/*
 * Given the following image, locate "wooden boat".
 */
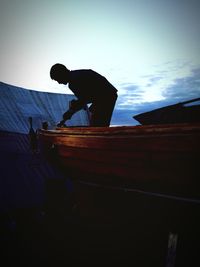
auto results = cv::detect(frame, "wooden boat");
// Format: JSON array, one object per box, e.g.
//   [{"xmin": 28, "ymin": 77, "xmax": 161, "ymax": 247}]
[
  {"xmin": 133, "ymin": 98, "xmax": 200, "ymax": 125},
  {"xmin": 38, "ymin": 123, "xmax": 200, "ymax": 199}
]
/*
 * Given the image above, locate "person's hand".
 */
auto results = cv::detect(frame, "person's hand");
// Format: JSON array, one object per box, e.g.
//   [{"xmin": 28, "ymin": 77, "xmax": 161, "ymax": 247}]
[{"xmin": 57, "ymin": 120, "xmax": 66, "ymax": 127}]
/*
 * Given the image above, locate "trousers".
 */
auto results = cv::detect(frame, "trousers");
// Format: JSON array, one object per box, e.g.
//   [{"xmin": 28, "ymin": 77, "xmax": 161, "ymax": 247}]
[{"xmin": 89, "ymin": 93, "xmax": 118, "ymax": 126}]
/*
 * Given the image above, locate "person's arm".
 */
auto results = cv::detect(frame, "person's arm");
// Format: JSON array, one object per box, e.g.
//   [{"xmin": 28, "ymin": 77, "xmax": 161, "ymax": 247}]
[
  {"xmin": 57, "ymin": 110, "xmax": 72, "ymax": 127},
  {"xmin": 57, "ymin": 99, "xmax": 87, "ymax": 127},
  {"xmin": 69, "ymin": 99, "xmax": 87, "ymax": 112}
]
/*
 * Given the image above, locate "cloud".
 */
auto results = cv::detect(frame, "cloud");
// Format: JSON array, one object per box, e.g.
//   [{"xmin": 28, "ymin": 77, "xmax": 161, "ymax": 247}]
[
  {"xmin": 163, "ymin": 67, "xmax": 200, "ymax": 101},
  {"xmin": 116, "ymin": 61, "xmax": 200, "ymax": 107},
  {"xmin": 116, "ymin": 83, "xmax": 145, "ymax": 108},
  {"xmin": 113, "ymin": 66, "xmax": 200, "ymax": 125},
  {"xmin": 146, "ymin": 76, "xmax": 163, "ymax": 87}
]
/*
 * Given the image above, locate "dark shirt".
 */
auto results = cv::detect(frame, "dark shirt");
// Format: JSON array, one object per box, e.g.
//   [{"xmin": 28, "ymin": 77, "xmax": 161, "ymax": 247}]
[{"xmin": 68, "ymin": 69, "xmax": 118, "ymax": 104}]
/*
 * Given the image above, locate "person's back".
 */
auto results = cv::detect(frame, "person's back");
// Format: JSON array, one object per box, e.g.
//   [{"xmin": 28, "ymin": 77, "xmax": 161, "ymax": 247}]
[{"xmin": 68, "ymin": 69, "xmax": 117, "ymax": 103}]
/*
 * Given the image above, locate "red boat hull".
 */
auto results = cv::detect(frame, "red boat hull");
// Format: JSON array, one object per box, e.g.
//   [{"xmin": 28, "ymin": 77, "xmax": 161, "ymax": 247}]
[{"xmin": 39, "ymin": 123, "xmax": 200, "ymax": 199}]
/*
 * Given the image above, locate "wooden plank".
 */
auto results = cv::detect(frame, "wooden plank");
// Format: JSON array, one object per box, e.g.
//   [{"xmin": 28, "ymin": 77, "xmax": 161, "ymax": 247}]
[
  {"xmin": 41, "ymin": 123, "xmax": 200, "ymax": 136},
  {"xmin": 57, "ymin": 144, "xmax": 198, "ymax": 168},
  {"xmin": 40, "ymin": 133, "xmax": 200, "ymax": 152}
]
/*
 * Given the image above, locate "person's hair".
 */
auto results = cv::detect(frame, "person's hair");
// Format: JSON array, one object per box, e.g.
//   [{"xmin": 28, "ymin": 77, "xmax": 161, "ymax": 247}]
[{"xmin": 50, "ymin": 63, "xmax": 69, "ymax": 79}]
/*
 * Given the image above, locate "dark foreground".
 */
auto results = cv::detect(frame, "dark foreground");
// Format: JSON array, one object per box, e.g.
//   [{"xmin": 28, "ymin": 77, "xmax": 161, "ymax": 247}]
[{"xmin": 1, "ymin": 179, "xmax": 200, "ymax": 266}]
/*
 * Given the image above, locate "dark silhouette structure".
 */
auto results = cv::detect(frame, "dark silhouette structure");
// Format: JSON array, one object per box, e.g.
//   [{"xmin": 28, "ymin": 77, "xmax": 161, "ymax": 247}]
[
  {"xmin": 134, "ymin": 98, "xmax": 200, "ymax": 125},
  {"xmin": 50, "ymin": 63, "xmax": 118, "ymax": 126},
  {"xmin": 28, "ymin": 117, "xmax": 38, "ymax": 153}
]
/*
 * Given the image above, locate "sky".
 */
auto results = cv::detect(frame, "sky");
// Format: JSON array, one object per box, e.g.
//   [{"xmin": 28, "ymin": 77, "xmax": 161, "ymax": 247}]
[{"xmin": 0, "ymin": 0, "xmax": 200, "ymax": 125}]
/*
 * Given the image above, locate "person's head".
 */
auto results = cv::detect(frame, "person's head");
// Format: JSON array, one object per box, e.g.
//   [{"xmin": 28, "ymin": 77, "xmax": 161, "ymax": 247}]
[{"xmin": 50, "ymin": 63, "xmax": 70, "ymax": 84}]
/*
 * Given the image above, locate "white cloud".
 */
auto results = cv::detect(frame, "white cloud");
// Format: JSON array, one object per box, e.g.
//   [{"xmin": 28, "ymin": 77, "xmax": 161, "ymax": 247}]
[{"xmin": 115, "ymin": 60, "xmax": 200, "ymax": 109}]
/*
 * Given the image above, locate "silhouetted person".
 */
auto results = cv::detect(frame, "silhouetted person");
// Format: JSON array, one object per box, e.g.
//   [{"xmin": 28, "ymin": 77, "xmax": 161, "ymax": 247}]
[{"xmin": 50, "ymin": 63, "xmax": 118, "ymax": 127}]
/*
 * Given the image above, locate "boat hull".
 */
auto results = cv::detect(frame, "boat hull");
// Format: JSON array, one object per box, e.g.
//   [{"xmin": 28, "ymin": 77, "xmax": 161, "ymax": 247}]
[{"xmin": 39, "ymin": 123, "xmax": 200, "ymax": 198}]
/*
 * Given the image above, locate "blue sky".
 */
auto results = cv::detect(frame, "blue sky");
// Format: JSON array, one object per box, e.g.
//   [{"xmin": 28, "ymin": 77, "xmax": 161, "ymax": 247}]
[{"xmin": 0, "ymin": 0, "xmax": 200, "ymax": 125}]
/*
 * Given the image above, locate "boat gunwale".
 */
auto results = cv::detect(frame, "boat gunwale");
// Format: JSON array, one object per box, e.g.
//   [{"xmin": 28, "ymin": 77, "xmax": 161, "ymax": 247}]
[{"xmin": 38, "ymin": 123, "xmax": 200, "ymax": 137}]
